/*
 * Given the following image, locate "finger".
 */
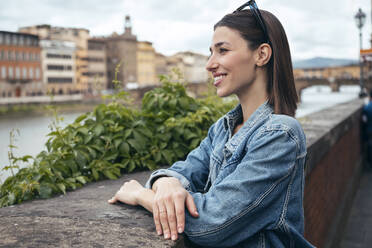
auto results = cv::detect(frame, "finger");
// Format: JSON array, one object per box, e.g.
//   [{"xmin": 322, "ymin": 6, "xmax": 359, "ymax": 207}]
[
  {"xmin": 152, "ymin": 203, "xmax": 163, "ymax": 235},
  {"xmin": 164, "ymin": 199, "xmax": 178, "ymax": 240},
  {"xmin": 158, "ymin": 203, "xmax": 171, "ymax": 239},
  {"xmin": 174, "ymin": 194, "xmax": 185, "ymax": 234},
  {"xmin": 108, "ymin": 196, "xmax": 117, "ymax": 204},
  {"xmin": 186, "ymin": 193, "xmax": 199, "ymax": 217}
]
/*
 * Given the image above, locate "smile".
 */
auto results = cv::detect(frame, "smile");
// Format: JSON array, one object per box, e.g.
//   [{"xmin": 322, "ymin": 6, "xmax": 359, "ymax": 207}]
[{"xmin": 214, "ymin": 74, "xmax": 227, "ymax": 86}]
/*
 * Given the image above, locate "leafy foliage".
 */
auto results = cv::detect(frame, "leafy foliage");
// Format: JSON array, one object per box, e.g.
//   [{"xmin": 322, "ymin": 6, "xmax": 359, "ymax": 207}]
[{"xmin": 0, "ymin": 72, "xmax": 237, "ymax": 207}]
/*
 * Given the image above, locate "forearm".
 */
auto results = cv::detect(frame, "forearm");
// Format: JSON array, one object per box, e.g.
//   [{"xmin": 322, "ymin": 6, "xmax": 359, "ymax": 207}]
[{"xmin": 137, "ymin": 188, "xmax": 155, "ymax": 213}]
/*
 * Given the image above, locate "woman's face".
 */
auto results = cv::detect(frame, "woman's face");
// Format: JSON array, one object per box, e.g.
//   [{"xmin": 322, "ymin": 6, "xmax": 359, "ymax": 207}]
[{"xmin": 206, "ymin": 26, "xmax": 257, "ymax": 98}]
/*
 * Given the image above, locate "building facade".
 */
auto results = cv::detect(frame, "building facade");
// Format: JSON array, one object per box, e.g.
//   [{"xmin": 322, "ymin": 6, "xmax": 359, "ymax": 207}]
[
  {"xmin": 0, "ymin": 31, "xmax": 43, "ymax": 97},
  {"xmin": 86, "ymin": 38, "xmax": 107, "ymax": 95},
  {"xmin": 19, "ymin": 25, "xmax": 90, "ymax": 94},
  {"xmin": 40, "ymin": 39, "xmax": 76, "ymax": 95},
  {"xmin": 155, "ymin": 52, "xmax": 167, "ymax": 79},
  {"xmin": 137, "ymin": 41, "xmax": 156, "ymax": 87},
  {"xmin": 167, "ymin": 51, "xmax": 209, "ymax": 83},
  {"xmin": 105, "ymin": 16, "xmax": 137, "ymax": 89}
]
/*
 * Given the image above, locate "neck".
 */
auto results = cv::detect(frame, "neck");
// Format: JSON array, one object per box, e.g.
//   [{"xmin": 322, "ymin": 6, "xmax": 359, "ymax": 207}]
[{"xmin": 237, "ymin": 69, "xmax": 268, "ymax": 123}]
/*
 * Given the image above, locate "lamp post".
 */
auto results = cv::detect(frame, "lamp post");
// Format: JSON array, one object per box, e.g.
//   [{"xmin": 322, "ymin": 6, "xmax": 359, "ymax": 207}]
[{"xmin": 354, "ymin": 8, "xmax": 366, "ymax": 97}]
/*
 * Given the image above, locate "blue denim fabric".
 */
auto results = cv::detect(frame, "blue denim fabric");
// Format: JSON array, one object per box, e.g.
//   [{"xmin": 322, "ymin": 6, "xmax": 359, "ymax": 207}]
[{"xmin": 145, "ymin": 101, "xmax": 315, "ymax": 248}]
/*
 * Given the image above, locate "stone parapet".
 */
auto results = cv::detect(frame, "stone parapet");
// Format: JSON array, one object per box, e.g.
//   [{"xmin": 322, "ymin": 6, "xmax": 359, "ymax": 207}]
[{"xmin": 0, "ymin": 99, "xmax": 366, "ymax": 247}]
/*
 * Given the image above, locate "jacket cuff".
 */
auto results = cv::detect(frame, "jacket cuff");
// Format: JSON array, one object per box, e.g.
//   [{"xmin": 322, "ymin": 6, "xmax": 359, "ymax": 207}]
[{"xmin": 144, "ymin": 169, "xmax": 192, "ymax": 191}]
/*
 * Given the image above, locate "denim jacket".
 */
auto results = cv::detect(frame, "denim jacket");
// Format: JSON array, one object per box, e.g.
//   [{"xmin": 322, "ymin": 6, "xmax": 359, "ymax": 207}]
[{"xmin": 145, "ymin": 101, "xmax": 315, "ymax": 248}]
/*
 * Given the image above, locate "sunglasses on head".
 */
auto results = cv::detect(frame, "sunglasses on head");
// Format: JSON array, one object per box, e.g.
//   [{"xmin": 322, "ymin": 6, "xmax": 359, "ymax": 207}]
[{"xmin": 234, "ymin": 0, "xmax": 271, "ymax": 45}]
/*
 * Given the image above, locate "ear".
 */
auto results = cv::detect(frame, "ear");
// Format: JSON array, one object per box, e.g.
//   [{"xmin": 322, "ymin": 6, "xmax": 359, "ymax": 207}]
[{"xmin": 255, "ymin": 43, "xmax": 272, "ymax": 67}]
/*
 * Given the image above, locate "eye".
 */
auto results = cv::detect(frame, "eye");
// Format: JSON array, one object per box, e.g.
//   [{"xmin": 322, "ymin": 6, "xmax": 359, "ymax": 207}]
[{"xmin": 219, "ymin": 48, "xmax": 228, "ymax": 53}]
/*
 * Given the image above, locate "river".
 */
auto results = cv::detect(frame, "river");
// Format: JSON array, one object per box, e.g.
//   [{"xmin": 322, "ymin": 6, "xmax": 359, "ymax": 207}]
[{"xmin": 0, "ymin": 85, "xmax": 364, "ymax": 182}]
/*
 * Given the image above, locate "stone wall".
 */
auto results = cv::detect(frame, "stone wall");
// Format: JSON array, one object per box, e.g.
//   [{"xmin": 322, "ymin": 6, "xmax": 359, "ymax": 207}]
[
  {"xmin": 0, "ymin": 99, "xmax": 366, "ymax": 247},
  {"xmin": 300, "ymin": 99, "xmax": 365, "ymax": 247}
]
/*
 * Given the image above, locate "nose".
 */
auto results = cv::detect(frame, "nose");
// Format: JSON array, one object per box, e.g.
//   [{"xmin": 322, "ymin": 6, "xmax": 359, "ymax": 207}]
[{"xmin": 206, "ymin": 54, "xmax": 218, "ymax": 72}]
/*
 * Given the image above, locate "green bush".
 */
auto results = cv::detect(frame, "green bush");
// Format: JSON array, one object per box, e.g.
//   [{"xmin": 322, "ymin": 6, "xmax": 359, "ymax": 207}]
[{"xmin": 0, "ymin": 75, "xmax": 237, "ymax": 207}]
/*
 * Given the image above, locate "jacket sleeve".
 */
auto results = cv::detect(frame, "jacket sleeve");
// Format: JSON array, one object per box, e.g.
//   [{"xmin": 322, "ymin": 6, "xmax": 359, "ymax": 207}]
[
  {"xmin": 144, "ymin": 121, "xmax": 218, "ymax": 192},
  {"xmin": 183, "ymin": 129, "xmax": 303, "ymax": 247}
]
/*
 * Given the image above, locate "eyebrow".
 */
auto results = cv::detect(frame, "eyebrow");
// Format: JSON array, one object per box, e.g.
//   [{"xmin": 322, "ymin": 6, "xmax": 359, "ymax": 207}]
[{"xmin": 209, "ymin": 41, "xmax": 231, "ymax": 53}]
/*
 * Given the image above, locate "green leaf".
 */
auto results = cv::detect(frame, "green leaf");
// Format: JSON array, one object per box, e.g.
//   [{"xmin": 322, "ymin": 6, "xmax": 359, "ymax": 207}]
[
  {"xmin": 93, "ymin": 124, "xmax": 105, "ymax": 136},
  {"xmin": 57, "ymin": 183, "xmax": 66, "ymax": 194},
  {"xmin": 162, "ymin": 150, "xmax": 173, "ymax": 165},
  {"xmin": 103, "ymin": 152, "xmax": 118, "ymax": 161},
  {"xmin": 103, "ymin": 170, "xmax": 118, "ymax": 180},
  {"xmin": 128, "ymin": 161, "xmax": 136, "ymax": 172},
  {"xmin": 127, "ymin": 139, "xmax": 141, "ymax": 152},
  {"xmin": 74, "ymin": 113, "xmax": 87, "ymax": 123},
  {"xmin": 123, "ymin": 129, "xmax": 132, "ymax": 139},
  {"xmin": 119, "ymin": 142, "xmax": 130, "ymax": 155},
  {"xmin": 190, "ymin": 138, "xmax": 201, "ymax": 148},
  {"xmin": 75, "ymin": 176, "xmax": 87, "ymax": 184},
  {"xmin": 77, "ymin": 127, "xmax": 89, "ymax": 135},
  {"xmin": 39, "ymin": 184, "xmax": 53, "ymax": 199},
  {"xmin": 179, "ymin": 98, "xmax": 188, "ymax": 109},
  {"xmin": 92, "ymin": 169, "xmax": 99, "ymax": 180},
  {"xmin": 113, "ymin": 138, "xmax": 122, "ymax": 149},
  {"xmin": 84, "ymin": 134, "xmax": 93, "ymax": 144}
]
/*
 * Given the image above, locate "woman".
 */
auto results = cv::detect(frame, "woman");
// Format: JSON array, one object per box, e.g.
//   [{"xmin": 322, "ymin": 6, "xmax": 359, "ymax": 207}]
[{"xmin": 109, "ymin": 1, "xmax": 315, "ymax": 247}]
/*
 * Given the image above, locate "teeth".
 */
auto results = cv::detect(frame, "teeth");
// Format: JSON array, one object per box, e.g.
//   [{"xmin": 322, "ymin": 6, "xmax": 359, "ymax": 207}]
[{"xmin": 214, "ymin": 75, "xmax": 226, "ymax": 82}]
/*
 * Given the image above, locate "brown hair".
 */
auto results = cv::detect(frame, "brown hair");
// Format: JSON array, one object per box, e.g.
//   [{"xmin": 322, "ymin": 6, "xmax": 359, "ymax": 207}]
[{"xmin": 214, "ymin": 10, "xmax": 298, "ymax": 117}]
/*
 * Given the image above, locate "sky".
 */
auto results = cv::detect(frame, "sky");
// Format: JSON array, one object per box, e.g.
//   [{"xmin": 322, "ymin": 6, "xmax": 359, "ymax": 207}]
[{"xmin": 0, "ymin": 0, "xmax": 371, "ymax": 61}]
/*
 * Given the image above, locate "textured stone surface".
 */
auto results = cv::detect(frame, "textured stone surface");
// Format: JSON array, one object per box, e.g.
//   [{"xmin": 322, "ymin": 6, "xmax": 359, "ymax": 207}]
[{"xmin": 0, "ymin": 168, "xmax": 185, "ymax": 247}]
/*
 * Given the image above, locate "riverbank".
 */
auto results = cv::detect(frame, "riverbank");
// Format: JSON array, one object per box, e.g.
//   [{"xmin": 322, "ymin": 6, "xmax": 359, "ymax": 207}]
[{"xmin": 0, "ymin": 101, "xmax": 102, "ymax": 118}]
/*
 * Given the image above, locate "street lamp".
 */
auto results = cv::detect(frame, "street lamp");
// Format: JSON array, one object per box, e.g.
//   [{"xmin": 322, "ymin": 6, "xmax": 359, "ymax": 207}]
[{"xmin": 354, "ymin": 8, "xmax": 366, "ymax": 97}]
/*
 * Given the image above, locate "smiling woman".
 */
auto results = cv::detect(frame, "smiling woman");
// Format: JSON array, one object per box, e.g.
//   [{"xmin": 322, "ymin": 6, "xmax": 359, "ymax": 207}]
[{"xmin": 109, "ymin": 1, "xmax": 315, "ymax": 247}]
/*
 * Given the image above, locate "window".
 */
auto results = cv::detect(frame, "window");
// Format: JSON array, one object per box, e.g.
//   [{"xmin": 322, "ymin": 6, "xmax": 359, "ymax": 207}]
[
  {"xmin": 11, "ymin": 35, "xmax": 17, "ymax": 45},
  {"xmin": 47, "ymin": 65, "xmax": 64, "ymax": 70},
  {"xmin": 0, "ymin": 50, "xmax": 3, "ymax": 60},
  {"xmin": 29, "ymin": 53, "xmax": 33, "ymax": 61},
  {"xmin": 35, "ymin": 68, "xmax": 40, "ymax": 79},
  {"xmin": 19, "ymin": 36, "xmax": 24, "ymax": 45},
  {"xmin": 0, "ymin": 33, "xmax": 3, "ymax": 44},
  {"xmin": 22, "ymin": 67, "xmax": 27, "ymax": 79},
  {"xmin": 29, "ymin": 67, "xmax": 33, "ymax": 79},
  {"xmin": 15, "ymin": 52, "xmax": 19, "ymax": 61},
  {"xmin": 8, "ymin": 51, "xmax": 13, "ymax": 60},
  {"xmin": 24, "ymin": 52, "xmax": 29, "ymax": 61},
  {"xmin": 22, "ymin": 52, "xmax": 26, "ymax": 60},
  {"xmin": 5, "ymin": 34, "xmax": 10, "ymax": 45},
  {"xmin": 8, "ymin": 67, "xmax": 13, "ymax": 78},
  {"xmin": 15, "ymin": 67, "xmax": 20, "ymax": 79},
  {"xmin": 1, "ymin": 66, "xmax": 6, "ymax": 78},
  {"xmin": 47, "ymin": 77, "xmax": 73, "ymax": 83}
]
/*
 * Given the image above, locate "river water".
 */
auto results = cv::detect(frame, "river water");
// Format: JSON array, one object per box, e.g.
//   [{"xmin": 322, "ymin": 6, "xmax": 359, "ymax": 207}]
[{"xmin": 0, "ymin": 85, "xmax": 364, "ymax": 182}]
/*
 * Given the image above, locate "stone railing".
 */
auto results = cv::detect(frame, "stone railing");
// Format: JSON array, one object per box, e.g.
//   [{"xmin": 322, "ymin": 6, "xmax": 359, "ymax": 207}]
[{"xmin": 0, "ymin": 99, "xmax": 365, "ymax": 247}]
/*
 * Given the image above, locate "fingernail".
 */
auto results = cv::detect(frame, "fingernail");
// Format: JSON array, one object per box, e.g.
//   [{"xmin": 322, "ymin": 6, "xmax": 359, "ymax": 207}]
[
  {"xmin": 157, "ymin": 230, "xmax": 162, "ymax": 235},
  {"xmin": 172, "ymin": 234, "xmax": 177, "ymax": 241},
  {"xmin": 164, "ymin": 233, "xmax": 170, "ymax": 239},
  {"xmin": 178, "ymin": 227, "xmax": 183, "ymax": 233}
]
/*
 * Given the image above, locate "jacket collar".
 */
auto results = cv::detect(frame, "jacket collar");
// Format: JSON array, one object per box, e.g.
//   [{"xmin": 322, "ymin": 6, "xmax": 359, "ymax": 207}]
[{"xmin": 223, "ymin": 100, "xmax": 274, "ymax": 154}]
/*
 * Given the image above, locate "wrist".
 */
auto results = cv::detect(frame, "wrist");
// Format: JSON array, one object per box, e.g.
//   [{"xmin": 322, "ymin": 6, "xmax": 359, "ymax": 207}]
[
  {"xmin": 136, "ymin": 188, "xmax": 155, "ymax": 212},
  {"xmin": 152, "ymin": 176, "xmax": 170, "ymax": 191}
]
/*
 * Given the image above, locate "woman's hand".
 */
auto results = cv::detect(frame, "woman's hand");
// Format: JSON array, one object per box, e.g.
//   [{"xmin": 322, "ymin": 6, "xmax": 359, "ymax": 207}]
[
  {"xmin": 152, "ymin": 177, "xmax": 199, "ymax": 241},
  {"xmin": 108, "ymin": 179, "xmax": 146, "ymax": 206}
]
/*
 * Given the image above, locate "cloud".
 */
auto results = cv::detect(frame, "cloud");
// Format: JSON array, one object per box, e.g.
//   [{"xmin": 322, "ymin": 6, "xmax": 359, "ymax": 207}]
[{"xmin": 0, "ymin": 0, "xmax": 371, "ymax": 59}]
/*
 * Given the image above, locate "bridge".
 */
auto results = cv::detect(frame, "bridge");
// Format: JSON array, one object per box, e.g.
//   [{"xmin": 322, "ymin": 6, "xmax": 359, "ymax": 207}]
[{"xmin": 295, "ymin": 77, "xmax": 372, "ymax": 100}]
